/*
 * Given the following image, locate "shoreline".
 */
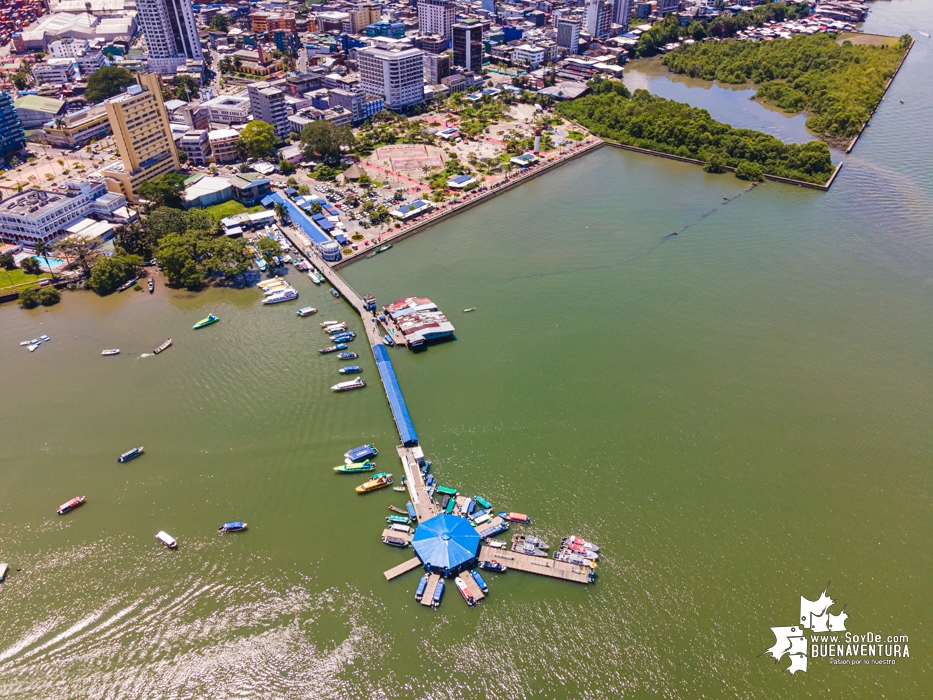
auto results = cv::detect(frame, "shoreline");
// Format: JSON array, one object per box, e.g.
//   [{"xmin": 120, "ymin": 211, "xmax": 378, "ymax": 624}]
[{"xmin": 331, "ymin": 139, "xmax": 605, "ymax": 270}]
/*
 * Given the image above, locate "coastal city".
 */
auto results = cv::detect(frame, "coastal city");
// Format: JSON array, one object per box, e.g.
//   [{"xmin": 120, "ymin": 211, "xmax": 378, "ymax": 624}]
[{"xmin": 0, "ymin": 0, "xmax": 928, "ymax": 694}]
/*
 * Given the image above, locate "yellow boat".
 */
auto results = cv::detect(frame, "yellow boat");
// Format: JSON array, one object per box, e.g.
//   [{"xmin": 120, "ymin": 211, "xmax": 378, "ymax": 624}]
[{"xmin": 355, "ymin": 474, "xmax": 393, "ymax": 493}]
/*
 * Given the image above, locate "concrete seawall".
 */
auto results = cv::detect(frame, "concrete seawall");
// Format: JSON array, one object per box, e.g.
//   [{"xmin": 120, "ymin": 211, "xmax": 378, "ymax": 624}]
[{"xmin": 332, "ymin": 139, "xmax": 605, "ymax": 270}]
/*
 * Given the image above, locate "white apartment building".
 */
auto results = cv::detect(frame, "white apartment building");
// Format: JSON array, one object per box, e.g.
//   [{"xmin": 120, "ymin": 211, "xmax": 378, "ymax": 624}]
[
  {"xmin": 357, "ymin": 46, "xmax": 425, "ymax": 110},
  {"xmin": 417, "ymin": 0, "xmax": 456, "ymax": 43},
  {"xmin": 137, "ymin": 0, "xmax": 203, "ymax": 75},
  {"xmin": 512, "ymin": 44, "xmax": 546, "ymax": 69},
  {"xmin": 246, "ymin": 83, "xmax": 289, "ymax": 138},
  {"xmin": 612, "ymin": 0, "xmax": 634, "ymax": 30},
  {"xmin": 31, "ymin": 59, "xmax": 78, "ymax": 85},
  {"xmin": 202, "ymin": 92, "xmax": 251, "ymax": 124}
]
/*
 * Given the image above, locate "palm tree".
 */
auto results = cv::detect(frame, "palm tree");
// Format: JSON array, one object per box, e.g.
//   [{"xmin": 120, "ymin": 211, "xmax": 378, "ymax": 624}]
[
  {"xmin": 274, "ymin": 202, "xmax": 288, "ymax": 224},
  {"xmin": 34, "ymin": 240, "xmax": 55, "ymax": 280}
]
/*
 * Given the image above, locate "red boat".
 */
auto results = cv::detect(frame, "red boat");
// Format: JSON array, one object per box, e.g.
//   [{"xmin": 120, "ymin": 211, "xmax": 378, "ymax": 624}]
[
  {"xmin": 498, "ymin": 512, "xmax": 531, "ymax": 524},
  {"xmin": 57, "ymin": 496, "xmax": 85, "ymax": 515},
  {"xmin": 455, "ymin": 576, "xmax": 475, "ymax": 606}
]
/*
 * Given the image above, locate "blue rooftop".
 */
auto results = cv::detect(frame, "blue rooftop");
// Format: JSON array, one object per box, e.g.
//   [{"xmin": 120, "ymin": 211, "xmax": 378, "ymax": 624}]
[
  {"xmin": 449, "ymin": 175, "xmax": 473, "ymax": 185},
  {"xmin": 263, "ymin": 192, "xmax": 330, "ymax": 246},
  {"xmin": 412, "ymin": 514, "xmax": 481, "ymax": 575}
]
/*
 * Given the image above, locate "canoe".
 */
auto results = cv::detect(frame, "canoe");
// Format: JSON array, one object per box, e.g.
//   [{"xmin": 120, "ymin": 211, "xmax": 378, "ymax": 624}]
[
  {"xmin": 193, "ymin": 314, "xmax": 219, "ymax": 329},
  {"xmin": 388, "ymin": 505, "xmax": 407, "ymax": 514}
]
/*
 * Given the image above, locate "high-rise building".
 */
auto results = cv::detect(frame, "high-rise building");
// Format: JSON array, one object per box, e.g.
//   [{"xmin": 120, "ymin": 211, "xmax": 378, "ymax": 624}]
[
  {"xmin": 556, "ymin": 19, "xmax": 581, "ymax": 54},
  {"xmin": 423, "ymin": 52, "xmax": 450, "ymax": 84},
  {"xmin": 0, "ymin": 92, "xmax": 25, "ymax": 161},
  {"xmin": 102, "ymin": 73, "xmax": 180, "ymax": 200},
  {"xmin": 452, "ymin": 19, "xmax": 483, "ymax": 73},
  {"xmin": 585, "ymin": 0, "xmax": 612, "ymax": 39},
  {"xmin": 612, "ymin": 0, "xmax": 633, "ymax": 29},
  {"xmin": 137, "ymin": 0, "xmax": 203, "ymax": 75},
  {"xmin": 357, "ymin": 46, "xmax": 425, "ymax": 110},
  {"xmin": 350, "ymin": 2, "xmax": 381, "ymax": 34},
  {"xmin": 247, "ymin": 83, "xmax": 289, "ymax": 138},
  {"xmin": 656, "ymin": 0, "xmax": 679, "ymax": 14},
  {"xmin": 417, "ymin": 0, "xmax": 456, "ymax": 44}
]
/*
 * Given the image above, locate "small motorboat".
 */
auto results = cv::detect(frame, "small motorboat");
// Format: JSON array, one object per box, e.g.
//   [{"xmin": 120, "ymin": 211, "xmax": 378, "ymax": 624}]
[
  {"xmin": 319, "ymin": 320, "xmax": 340, "ymax": 327},
  {"xmin": 415, "ymin": 574, "xmax": 429, "ymax": 601},
  {"xmin": 101, "ymin": 349, "xmax": 120, "ymax": 356},
  {"xmin": 499, "ymin": 512, "xmax": 531, "ymax": 524},
  {"xmin": 330, "ymin": 288, "xmax": 340, "ymax": 298},
  {"xmin": 0, "ymin": 562, "xmax": 9, "ymax": 582},
  {"xmin": 406, "ymin": 502, "xmax": 417, "ymax": 521},
  {"xmin": 117, "ymin": 446, "xmax": 144, "ymax": 463},
  {"xmin": 218, "ymin": 521, "xmax": 247, "ymax": 533},
  {"xmin": 153, "ymin": 339, "xmax": 172, "ymax": 354},
  {"xmin": 355, "ymin": 474, "xmax": 392, "ymax": 493},
  {"xmin": 478, "ymin": 560, "xmax": 506, "ymax": 573},
  {"xmin": 485, "ymin": 539, "xmax": 506, "ymax": 549},
  {"xmin": 117, "ymin": 277, "xmax": 138, "ymax": 292},
  {"xmin": 338, "ymin": 365, "xmax": 362, "ymax": 374},
  {"xmin": 392, "ymin": 486, "xmax": 406, "ymax": 492},
  {"xmin": 319, "ymin": 344, "xmax": 348, "ymax": 354},
  {"xmin": 40, "ymin": 334, "xmax": 50, "ymax": 342},
  {"xmin": 297, "ymin": 306, "xmax": 318, "ymax": 317},
  {"xmin": 332, "ymin": 378, "xmax": 366, "ymax": 392},
  {"xmin": 193, "ymin": 314, "xmax": 219, "ymax": 329},
  {"xmin": 333, "ymin": 460, "xmax": 375, "ymax": 473},
  {"xmin": 57, "ymin": 496, "xmax": 85, "ymax": 515},
  {"xmin": 346, "ymin": 444, "xmax": 378, "ymax": 462},
  {"xmin": 379, "ymin": 244, "xmax": 392, "ymax": 252},
  {"xmin": 386, "ymin": 515, "xmax": 410, "ymax": 525},
  {"xmin": 308, "ymin": 270, "xmax": 324, "ymax": 284},
  {"xmin": 432, "ymin": 579, "xmax": 445, "ymax": 607},
  {"xmin": 463, "ymin": 308, "xmax": 476, "ymax": 313},
  {"xmin": 30, "ymin": 339, "xmax": 40, "ymax": 345},
  {"xmin": 383, "ymin": 335, "xmax": 394, "ymax": 346},
  {"xmin": 469, "ymin": 569, "xmax": 489, "ymax": 593},
  {"xmin": 19, "ymin": 341, "xmax": 30, "ymax": 346},
  {"xmin": 475, "ymin": 496, "xmax": 492, "ymax": 510},
  {"xmin": 27, "ymin": 344, "xmax": 38, "ymax": 352},
  {"xmin": 388, "ymin": 505, "xmax": 407, "ymax": 514},
  {"xmin": 514, "ymin": 534, "xmax": 549, "ymax": 550},
  {"xmin": 563, "ymin": 535, "xmax": 599, "ymax": 552},
  {"xmin": 262, "ymin": 288, "xmax": 298, "ymax": 304},
  {"xmin": 155, "ymin": 531, "xmax": 177, "ymax": 548},
  {"xmin": 454, "ymin": 576, "xmax": 474, "ymax": 606},
  {"xmin": 330, "ymin": 332, "xmax": 356, "ymax": 343},
  {"xmin": 435, "ymin": 485, "xmax": 457, "ymax": 496},
  {"xmin": 324, "ymin": 323, "xmax": 348, "ymax": 333},
  {"xmin": 148, "ymin": 277, "xmax": 154, "ymax": 293}
]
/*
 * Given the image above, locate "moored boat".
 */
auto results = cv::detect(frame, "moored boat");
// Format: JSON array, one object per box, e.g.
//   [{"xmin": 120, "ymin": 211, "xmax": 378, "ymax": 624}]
[
  {"xmin": 0, "ymin": 562, "xmax": 8, "ymax": 581},
  {"xmin": 331, "ymin": 333, "xmax": 356, "ymax": 343},
  {"xmin": 499, "ymin": 512, "xmax": 531, "ymax": 524},
  {"xmin": 387, "ymin": 514, "xmax": 410, "ymax": 525},
  {"xmin": 355, "ymin": 474, "xmax": 392, "ymax": 493},
  {"xmin": 218, "ymin": 521, "xmax": 247, "ymax": 532},
  {"xmin": 383, "ymin": 335, "xmax": 394, "ymax": 346},
  {"xmin": 330, "ymin": 288, "xmax": 340, "ymax": 298},
  {"xmin": 415, "ymin": 574, "xmax": 429, "ymax": 601},
  {"xmin": 388, "ymin": 505, "xmax": 407, "ymax": 514},
  {"xmin": 262, "ymin": 288, "xmax": 298, "ymax": 304},
  {"xmin": 153, "ymin": 339, "xmax": 172, "ymax": 354},
  {"xmin": 318, "ymin": 320, "xmax": 340, "ymax": 327},
  {"xmin": 432, "ymin": 579, "xmax": 445, "ymax": 607},
  {"xmin": 436, "ymin": 485, "xmax": 457, "ymax": 496},
  {"xmin": 484, "ymin": 539, "xmax": 506, "ymax": 549},
  {"xmin": 455, "ymin": 576, "xmax": 474, "ymax": 606},
  {"xmin": 297, "ymin": 306, "xmax": 318, "ymax": 317},
  {"xmin": 469, "ymin": 569, "xmax": 489, "ymax": 593},
  {"xmin": 333, "ymin": 460, "xmax": 375, "ymax": 473},
  {"xmin": 514, "ymin": 534, "xmax": 549, "ymax": 550},
  {"xmin": 338, "ymin": 365, "xmax": 362, "ymax": 374},
  {"xmin": 155, "ymin": 531, "xmax": 177, "ymax": 548},
  {"xmin": 475, "ymin": 496, "xmax": 492, "ymax": 510},
  {"xmin": 563, "ymin": 535, "xmax": 599, "ymax": 552},
  {"xmin": 478, "ymin": 560, "xmax": 506, "ymax": 573},
  {"xmin": 406, "ymin": 502, "xmax": 417, "ymax": 521},
  {"xmin": 379, "ymin": 244, "xmax": 392, "ymax": 252},
  {"xmin": 324, "ymin": 323, "xmax": 348, "ymax": 333},
  {"xmin": 392, "ymin": 486, "xmax": 406, "ymax": 492},
  {"xmin": 117, "ymin": 277, "xmax": 138, "ymax": 292},
  {"xmin": 308, "ymin": 270, "xmax": 324, "ymax": 284},
  {"xmin": 148, "ymin": 277, "xmax": 154, "ymax": 293},
  {"xmin": 345, "ymin": 444, "xmax": 378, "ymax": 462},
  {"xmin": 332, "ymin": 378, "xmax": 366, "ymax": 392},
  {"xmin": 101, "ymin": 349, "xmax": 120, "ymax": 356},
  {"xmin": 57, "ymin": 496, "xmax": 85, "ymax": 515},
  {"xmin": 319, "ymin": 344, "xmax": 348, "ymax": 354},
  {"xmin": 193, "ymin": 314, "xmax": 219, "ymax": 329},
  {"xmin": 117, "ymin": 446, "xmax": 144, "ymax": 463}
]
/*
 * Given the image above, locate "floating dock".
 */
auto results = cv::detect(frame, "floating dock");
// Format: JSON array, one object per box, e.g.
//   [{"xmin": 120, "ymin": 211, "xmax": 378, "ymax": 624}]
[
  {"xmin": 384, "ymin": 556, "xmax": 422, "ymax": 581},
  {"xmin": 463, "ymin": 574, "xmax": 486, "ymax": 603},
  {"xmin": 420, "ymin": 573, "xmax": 442, "ymax": 607},
  {"xmin": 478, "ymin": 545, "xmax": 594, "ymax": 584}
]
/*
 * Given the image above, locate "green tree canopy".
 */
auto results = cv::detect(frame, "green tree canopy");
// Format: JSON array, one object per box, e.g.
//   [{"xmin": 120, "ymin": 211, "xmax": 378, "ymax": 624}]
[
  {"xmin": 0, "ymin": 252, "xmax": 16, "ymax": 270},
  {"xmin": 299, "ymin": 120, "xmax": 355, "ymax": 166},
  {"xmin": 137, "ymin": 173, "xmax": 187, "ymax": 210},
  {"xmin": 88, "ymin": 253, "xmax": 143, "ymax": 294},
  {"xmin": 238, "ymin": 120, "xmax": 278, "ymax": 160},
  {"xmin": 37, "ymin": 285, "xmax": 61, "ymax": 305},
  {"xmin": 85, "ymin": 66, "xmax": 136, "ymax": 103},
  {"xmin": 209, "ymin": 13, "xmax": 230, "ymax": 32}
]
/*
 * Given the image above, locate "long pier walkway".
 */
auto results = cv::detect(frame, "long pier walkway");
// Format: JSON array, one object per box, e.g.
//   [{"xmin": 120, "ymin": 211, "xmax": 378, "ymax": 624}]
[{"xmin": 478, "ymin": 545, "xmax": 594, "ymax": 584}]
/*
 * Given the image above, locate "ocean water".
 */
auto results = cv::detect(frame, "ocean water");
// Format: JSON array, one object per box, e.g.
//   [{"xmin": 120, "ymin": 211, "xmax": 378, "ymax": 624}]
[{"xmin": 1, "ymin": 2, "xmax": 931, "ymax": 697}]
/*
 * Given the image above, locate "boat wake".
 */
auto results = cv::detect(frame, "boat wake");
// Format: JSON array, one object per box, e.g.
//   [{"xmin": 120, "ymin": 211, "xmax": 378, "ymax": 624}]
[{"xmin": 139, "ymin": 353, "xmax": 152, "ymax": 358}]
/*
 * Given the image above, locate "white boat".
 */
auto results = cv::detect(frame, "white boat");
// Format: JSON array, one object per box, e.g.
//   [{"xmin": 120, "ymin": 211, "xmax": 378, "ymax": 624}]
[
  {"xmin": 485, "ymin": 539, "xmax": 506, "ymax": 549},
  {"xmin": 155, "ymin": 531, "xmax": 177, "ymax": 548},
  {"xmin": 256, "ymin": 276, "xmax": 285, "ymax": 289},
  {"xmin": 101, "ymin": 349, "xmax": 120, "ymax": 356},
  {"xmin": 331, "ymin": 378, "xmax": 366, "ymax": 392},
  {"xmin": 262, "ymin": 288, "xmax": 298, "ymax": 305},
  {"xmin": 297, "ymin": 306, "xmax": 318, "ymax": 317},
  {"xmin": 324, "ymin": 323, "xmax": 348, "ymax": 333},
  {"xmin": 262, "ymin": 282, "xmax": 290, "ymax": 295},
  {"xmin": 19, "ymin": 341, "xmax": 30, "ymax": 346},
  {"xmin": 27, "ymin": 344, "xmax": 38, "ymax": 352},
  {"xmin": 318, "ymin": 320, "xmax": 340, "ymax": 327}
]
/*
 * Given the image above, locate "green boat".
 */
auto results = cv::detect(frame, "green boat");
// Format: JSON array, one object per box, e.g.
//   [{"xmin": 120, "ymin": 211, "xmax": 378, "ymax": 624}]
[
  {"xmin": 334, "ymin": 460, "xmax": 375, "ymax": 473},
  {"xmin": 193, "ymin": 314, "xmax": 219, "ymax": 329},
  {"xmin": 436, "ymin": 485, "xmax": 458, "ymax": 496},
  {"xmin": 445, "ymin": 498, "xmax": 456, "ymax": 514},
  {"xmin": 386, "ymin": 515, "xmax": 410, "ymax": 525},
  {"xmin": 371, "ymin": 471, "xmax": 389, "ymax": 480}
]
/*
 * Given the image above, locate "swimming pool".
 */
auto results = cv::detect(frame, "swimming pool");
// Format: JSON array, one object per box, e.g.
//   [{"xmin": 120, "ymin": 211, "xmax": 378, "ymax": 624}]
[{"xmin": 14, "ymin": 253, "xmax": 67, "ymax": 271}]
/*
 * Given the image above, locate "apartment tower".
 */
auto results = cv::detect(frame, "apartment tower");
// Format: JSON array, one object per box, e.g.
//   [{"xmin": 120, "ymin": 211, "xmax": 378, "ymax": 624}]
[
  {"xmin": 417, "ymin": 0, "xmax": 456, "ymax": 46},
  {"xmin": 357, "ymin": 46, "xmax": 425, "ymax": 110},
  {"xmin": 452, "ymin": 19, "xmax": 483, "ymax": 73},
  {"xmin": 137, "ymin": 0, "xmax": 203, "ymax": 75}
]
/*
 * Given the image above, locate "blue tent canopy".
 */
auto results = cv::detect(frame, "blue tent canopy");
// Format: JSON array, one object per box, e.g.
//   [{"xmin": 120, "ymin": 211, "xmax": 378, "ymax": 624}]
[{"xmin": 412, "ymin": 514, "xmax": 480, "ymax": 575}]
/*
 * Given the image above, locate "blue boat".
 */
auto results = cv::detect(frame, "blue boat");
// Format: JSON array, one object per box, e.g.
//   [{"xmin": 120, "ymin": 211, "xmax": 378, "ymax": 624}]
[
  {"xmin": 319, "ymin": 344, "xmax": 347, "ymax": 354},
  {"xmin": 415, "ymin": 574, "xmax": 428, "ymax": 601},
  {"xmin": 432, "ymin": 578, "xmax": 445, "ymax": 606},
  {"xmin": 330, "ymin": 288, "xmax": 340, "ymax": 298},
  {"xmin": 469, "ymin": 569, "xmax": 489, "ymax": 593},
  {"xmin": 338, "ymin": 365, "xmax": 362, "ymax": 374},
  {"xmin": 406, "ymin": 502, "xmax": 417, "ymax": 520},
  {"xmin": 218, "ymin": 521, "xmax": 247, "ymax": 532},
  {"xmin": 345, "ymin": 444, "xmax": 378, "ymax": 462},
  {"xmin": 117, "ymin": 446, "xmax": 144, "ymax": 463},
  {"xmin": 40, "ymin": 334, "xmax": 50, "ymax": 342},
  {"xmin": 337, "ymin": 352, "xmax": 358, "ymax": 360},
  {"xmin": 256, "ymin": 257, "xmax": 267, "ymax": 271},
  {"xmin": 383, "ymin": 335, "xmax": 394, "ymax": 346},
  {"xmin": 331, "ymin": 332, "xmax": 356, "ymax": 343}
]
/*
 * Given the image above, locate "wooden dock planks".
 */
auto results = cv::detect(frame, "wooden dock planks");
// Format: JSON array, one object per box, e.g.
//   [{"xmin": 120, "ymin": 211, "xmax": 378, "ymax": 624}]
[
  {"xmin": 463, "ymin": 574, "xmax": 485, "ymax": 603},
  {"xmin": 384, "ymin": 556, "xmax": 422, "ymax": 581},
  {"xmin": 478, "ymin": 545, "xmax": 593, "ymax": 584},
  {"xmin": 420, "ymin": 573, "xmax": 442, "ymax": 606}
]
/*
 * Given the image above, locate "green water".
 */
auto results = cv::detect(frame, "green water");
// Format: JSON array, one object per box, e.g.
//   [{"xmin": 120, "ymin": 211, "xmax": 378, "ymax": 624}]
[{"xmin": 2, "ymin": 3, "xmax": 933, "ymax": 697}]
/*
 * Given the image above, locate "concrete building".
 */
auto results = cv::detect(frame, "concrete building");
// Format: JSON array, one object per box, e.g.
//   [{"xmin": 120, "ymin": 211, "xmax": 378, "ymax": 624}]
[
  {"xmin": 328, "ymin": 88, "xmax": 366, "ymax": 124},
  {"xmin": 557, "ymin": 19, "xmax": 581, "ymax": 54},
  {"xmin": 357, "ymin": 46, "xmax": 425, "ymax": 110},
  {"xmin": 656, "ymin": 0, "xmax": 679, "ymax": 15},
  {"xmin": 101, "ymin": 73, "xmax": 180, "ymax": 200},
  {"xmin": 202, "ymin": 92, "xmax": 251, "ymax": 124},
  {"xmin": 452, "ymin": 19, "xmax": 483, "ymax": 73},
  {"xmin": 246, "ymin": 83, "xmax": 289, "ymax": 138},
  {"xmin": 612, "ymin": 0, "xmax": 633, "ymax": 30},
  {"xmin": 42, "ymin": 104, "xmax": 111, "ymax": 148},
  {"xmin": 31, "ymin": 58, "xmax": 78, "ymax": 85},
  {"xmin": 137, "ymin": 0, "xmax": 203, "ymax": 75},
  {"xmin": 419, "ymin": 34, "xmax": 447, "ymax": 54},
  {"xmin": 417, "ymin": 0, "xmax": 456, "ymax": 45},
  {"xmin": 0, "ymin": 92, "xmax": 25, "ymax": 161},
  {"xmin": 586, "ymin": 0, "xmax": 613, "ymax": 39},
  {"xmin": 350, "ymin": 3, "xmax": 381, "ymax": 34},
  {"xmin": 423, "ymin": 52, "xmax": 450, "ymax": 85},
  {"xmin": 179, "ymin": 128, "xmax": 210, "ymax": 165},
  {"xmin": 208, "ymin": 128, "xmax": 239, "ymax": 164},
  {"xmin": 13, "ymin": 95, "xmax": 66, "ymax": 129},
  {"xmin": 0, "ymin": 180, "xmax": 128, "ymax": 246},
  {"xmin": 512, "ymin": 44, "xmax": 546, "ymax": 69}
]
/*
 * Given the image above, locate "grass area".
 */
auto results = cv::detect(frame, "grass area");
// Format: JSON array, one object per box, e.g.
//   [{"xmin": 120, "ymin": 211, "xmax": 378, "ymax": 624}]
[
  {"xmin": 200, "ymin": 201, "xmax": 266, "ymax": 222},
  {"xmin": 0, "ymin": 267, "xmax": 52, "ymax": 291}
]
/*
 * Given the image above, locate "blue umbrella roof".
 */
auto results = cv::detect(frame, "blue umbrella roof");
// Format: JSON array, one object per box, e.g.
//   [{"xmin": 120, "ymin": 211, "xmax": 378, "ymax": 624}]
[{"xmin": 412, "ymin": 514, "xmax": 480, "ymax": 572}]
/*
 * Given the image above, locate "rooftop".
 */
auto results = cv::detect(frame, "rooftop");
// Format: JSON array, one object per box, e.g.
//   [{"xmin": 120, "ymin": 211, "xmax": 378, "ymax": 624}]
[{"xmin": 13, "ymin": 95, "xmax": 65, "ymax": 114}]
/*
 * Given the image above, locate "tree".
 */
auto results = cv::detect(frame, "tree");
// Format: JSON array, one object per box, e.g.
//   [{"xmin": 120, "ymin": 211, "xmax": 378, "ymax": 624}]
[
  {"xmin": 178, "ymin": 150, "xmax": 188, "ymax": 164},
  {"xmin": 209, "ymin": 13, "xmax": 230, "ymax": 32},
  {"xmin": 299, "ymin": 121, "xmax": 355, "ymax": 166},
  {"xmin": 53, "ymin": 238, "xmax": 100, "ymax": 275},
  {"xmin": 703, "ymin": 154, "xmax": 726, "ymax": 174},
  {"xmin": 85, "ymin": 66, "xmax": 136, "ymax": 103},
  {"xmin": 0, "ymin": 252, "xmax": 15, "ymax": 270},
  {"xmin": 154, "ymin": 233, "xmax": 204, "ymax": 288},
  {"xmin": 18, "ymin": 286, "xmax": 39, "ymax": 308},
  {"xmin": 37, "ymin": 285, "xmax": 61, "ymax": 305},
  {"xmin": 297, "ymin": 184, "xmax": 310, "ymax": 195},
  {"xmin": 279, "ymin": 159, "xmax": 296, "ymax": 174},
  {"xmin": 735, "ymin": 161, "xmax": 764, "ymax": 182},
  {"xmin": 174, "ymin": 74, "xmax": 197, "ymax": 101},
  {"xmin": 21, "ymin": 257, "xmax": 41, "ymax": 275},
  {"xmin": 219, "ymin": 56, "xmax": 233, "ymax": 74},
  {"xmin": 136, "ymin": 173, "xmax": 187, "ymax": 210},
  {"xmin": 88, "ymin": 253, "xmax": 143, "ymax": 294},
  {"xmin": 308, "ymin": 200, "xmax": 323, "ymax": 215},
  {"xmin": 273, "ymin": 202, "xmax": 288, "ymax": 223},
  {"xmin": 238, "ymin": 120, "xmax": 278, "ymax": 160},
  {"xmin": 256, "ymin": 236, "xmax": 280, "ymax": 268},
  {"xmin": 34, "ymin": 241, "xmax": 55, "ymax": 280}
]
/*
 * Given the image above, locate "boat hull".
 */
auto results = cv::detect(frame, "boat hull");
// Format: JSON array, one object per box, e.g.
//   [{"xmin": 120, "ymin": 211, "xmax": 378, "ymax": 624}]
[{"xmin": 117, "ymin": 447, "xmax": 144, "ymax": 463}]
